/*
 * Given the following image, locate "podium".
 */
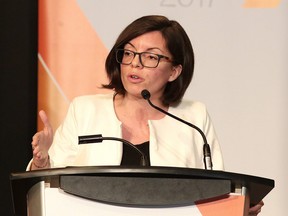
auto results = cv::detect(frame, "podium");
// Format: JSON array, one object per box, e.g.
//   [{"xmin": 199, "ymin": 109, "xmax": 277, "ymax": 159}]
[{"xmin": 10, "ymin": 166, "xmax": 274, "ymax": 216}]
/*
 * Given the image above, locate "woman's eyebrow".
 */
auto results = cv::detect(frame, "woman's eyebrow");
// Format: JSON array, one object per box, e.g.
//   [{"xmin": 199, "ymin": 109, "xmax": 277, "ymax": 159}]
[
  {"xmin": 146, "ymin": 47, "xmax": 163, "ymax": 52},
  {"xmin": 125, "ymin": 42, "xmax": 135, "ymax": 48},
  {"xmin": 125, "ymin": 43, "xmax": 164, "ymax": 53}
]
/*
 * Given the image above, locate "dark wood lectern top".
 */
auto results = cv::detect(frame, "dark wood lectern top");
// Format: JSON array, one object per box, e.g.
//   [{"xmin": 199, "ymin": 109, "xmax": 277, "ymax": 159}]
[{"xmin": 10, "ymin": 166, "xmax": 274, "ymax": 216}]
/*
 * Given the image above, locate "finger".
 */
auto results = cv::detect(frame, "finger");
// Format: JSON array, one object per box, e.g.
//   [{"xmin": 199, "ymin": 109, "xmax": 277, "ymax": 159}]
[
  {"xmin": 36, "ymin": 151, "xmax": 42, "ymax": 158},
  {"xmin": 32, "ymin": 131, "xmax": 44, "ymax": 148},
  {"xmin": 31, "ymin": 139, "xmax": 37, "ymax": 147},
  {"xmin": 32, "ymin": 132, "xmax": 40, "ymax": 143},
  {"xmin": 258, "ymin": 200, "xmax": 264, "ymax": 206},
  {"xmin": 32, "ymin": 147, "xmax": 40, "ymax": 159},
  {"xmin": 31, "ymin": 137, "xmax": 39, "ymax": 149},
  {"xmin": 35, "ymin": 149, "xmax": 45, "ymax": 160},
  {"xmin": 39, "ymin": 110, "xmax": 52, "ymax": 132},
  {"xmin": 249, "ymin": 203, "xmax": 262, "ymax": 215}
]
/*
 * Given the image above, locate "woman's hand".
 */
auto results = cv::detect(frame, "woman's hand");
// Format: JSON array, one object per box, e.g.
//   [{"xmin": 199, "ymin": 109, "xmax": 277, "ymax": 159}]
[
  {"xmin": 249, "ymin": 200, "xmax": 264, "ymax": 215},
  {"xmin": 31, "ymin": 110, "xmax": 53, "ymax": 169}
]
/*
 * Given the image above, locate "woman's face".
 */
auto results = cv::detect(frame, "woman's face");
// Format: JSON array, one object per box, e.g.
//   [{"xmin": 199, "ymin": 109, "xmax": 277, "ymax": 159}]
[{"xmin": 120, "ymin": 31, "xmax": 182, "ymax": 100}]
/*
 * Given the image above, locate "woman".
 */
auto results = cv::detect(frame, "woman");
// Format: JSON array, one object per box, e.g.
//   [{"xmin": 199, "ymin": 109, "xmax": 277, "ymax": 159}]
[
  {"xmin": 30, "ymin": 15, "xmax": 262, "ymax": 214},
  {"xmin": 30, "ymin": 15, "xmax": 223, "ymax": 169}
]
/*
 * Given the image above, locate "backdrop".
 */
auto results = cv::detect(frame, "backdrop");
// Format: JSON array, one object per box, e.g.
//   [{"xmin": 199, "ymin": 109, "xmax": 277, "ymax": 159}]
[{"xmin": 38, "ymin": 1, "xmax": 287, "ymax": 215}]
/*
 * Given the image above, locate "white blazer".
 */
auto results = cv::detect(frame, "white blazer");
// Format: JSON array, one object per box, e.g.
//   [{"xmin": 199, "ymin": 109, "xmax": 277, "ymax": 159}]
[{"xmin": 29, "ymin": 93, "xmax": 224, "ymax": 170}]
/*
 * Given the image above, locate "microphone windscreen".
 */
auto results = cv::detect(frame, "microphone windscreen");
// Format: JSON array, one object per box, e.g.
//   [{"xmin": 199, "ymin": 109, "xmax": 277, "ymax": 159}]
[{"xmin": 141, "ymin": 89, "xmax": 151, "ymax": 100}]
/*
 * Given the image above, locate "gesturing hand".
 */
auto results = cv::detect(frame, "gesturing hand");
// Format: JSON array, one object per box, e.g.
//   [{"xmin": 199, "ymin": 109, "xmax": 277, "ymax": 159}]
[
  {"xmin": 249, "ymin": 200, "xmax": 264, "ymax": 216},
  {"xmin": 31, "ymin": 110, "xmax": 53, "ymax": 169}
]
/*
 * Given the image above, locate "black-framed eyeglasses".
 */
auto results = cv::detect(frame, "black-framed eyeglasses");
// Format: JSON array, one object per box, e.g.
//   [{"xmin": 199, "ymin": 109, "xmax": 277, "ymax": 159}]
[{"xmin": 116, "ymin": 49, "xmax": 172, "ymax": 68}]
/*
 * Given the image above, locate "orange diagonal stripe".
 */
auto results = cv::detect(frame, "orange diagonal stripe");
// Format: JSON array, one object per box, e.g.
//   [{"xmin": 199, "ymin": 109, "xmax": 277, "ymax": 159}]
[
  {"xmin": 243, "ymin": 0, "xmax": 281, "ymax": 8},
  {"xmin": 38, "ymin": 0, "xmax": 111, "ymax": 129}
]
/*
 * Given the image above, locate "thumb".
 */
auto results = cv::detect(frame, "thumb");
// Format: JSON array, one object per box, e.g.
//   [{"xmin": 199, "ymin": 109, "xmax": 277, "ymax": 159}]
[{"xmin": 39, "ymin": 110, "xmax": 53, "ymax": 134}]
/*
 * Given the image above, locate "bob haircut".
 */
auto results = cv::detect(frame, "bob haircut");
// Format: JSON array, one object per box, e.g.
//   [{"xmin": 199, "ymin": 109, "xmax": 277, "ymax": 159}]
[{"xmin": 103, "ymin": 15, "xmax": 194, "ymax": 106}]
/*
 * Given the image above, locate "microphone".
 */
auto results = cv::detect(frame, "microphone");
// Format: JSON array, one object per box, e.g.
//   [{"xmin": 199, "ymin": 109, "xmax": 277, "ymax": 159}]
[
  {"xmin": 141, "ymin": 89, "xmax": 213, "ymax": 170},
  {"xmin": 78, "ymin": 134, "xmax": 148, "ymax": 166}
]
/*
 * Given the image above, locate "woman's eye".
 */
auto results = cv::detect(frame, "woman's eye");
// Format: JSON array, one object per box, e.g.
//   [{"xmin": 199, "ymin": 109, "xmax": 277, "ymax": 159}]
[
  {"xmin": 146, "ymin": 54, "xmax": 158, "ymax": 61},
  {"xmin": 124, "ymin": 51, "xmax": 133, "ymax": 56}
]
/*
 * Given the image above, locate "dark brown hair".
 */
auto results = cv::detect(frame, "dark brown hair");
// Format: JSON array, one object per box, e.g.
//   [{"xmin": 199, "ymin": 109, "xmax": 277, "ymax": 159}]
[{"xmin": 103, "ymin": 15, "xmax": 194, "ymax": 106}]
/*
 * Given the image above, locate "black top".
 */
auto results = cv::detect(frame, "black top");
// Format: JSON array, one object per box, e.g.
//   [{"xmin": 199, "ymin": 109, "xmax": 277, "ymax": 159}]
[{"xmin": 121, "ymin": 141, "xmax": 151, "ymax": 166}]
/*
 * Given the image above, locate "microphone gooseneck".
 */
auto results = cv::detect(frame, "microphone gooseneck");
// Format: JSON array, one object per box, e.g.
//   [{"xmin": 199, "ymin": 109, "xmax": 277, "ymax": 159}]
[
  {"xmin": 78, "ymin": 134, "xmax": 148, "ymax": 166},
  {"xmin": 141, "ymin": 89, "xmax": 213, "ymax": 170}
]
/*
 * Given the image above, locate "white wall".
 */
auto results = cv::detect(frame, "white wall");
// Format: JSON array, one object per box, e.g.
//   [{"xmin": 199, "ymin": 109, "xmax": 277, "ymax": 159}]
[{"xmin": 78, "ymin": 1, "xmax": 288, "ymax": 215}]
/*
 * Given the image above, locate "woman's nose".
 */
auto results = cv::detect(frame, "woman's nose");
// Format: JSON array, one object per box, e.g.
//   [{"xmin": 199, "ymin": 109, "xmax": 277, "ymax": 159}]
[{"xmin": 131, "ymin": 54, "xmax": 143, "ymax": 68}]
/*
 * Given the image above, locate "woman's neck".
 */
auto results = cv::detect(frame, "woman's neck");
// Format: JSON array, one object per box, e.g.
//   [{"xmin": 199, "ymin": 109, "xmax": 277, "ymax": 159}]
[{"xmin": 114, "ymin": 93, "xmax": 167, "ymax": 121}]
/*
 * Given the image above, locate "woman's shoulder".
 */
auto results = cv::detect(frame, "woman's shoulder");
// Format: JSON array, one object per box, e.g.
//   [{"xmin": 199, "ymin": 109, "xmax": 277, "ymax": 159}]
[
  {"xmin": 72, "ymin": 93, "xmax": 114, "ymax": 104},
  {"xmin": 69, "ymin": 93, "xmax": 115, "ymax": 113},
  {"xmin": 168, "ymin": 99, "xmax": 211, "ymax": 126},
  {"xmin": 171, "ymin": 99, "xmax": 208, "ymax": 114}
]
